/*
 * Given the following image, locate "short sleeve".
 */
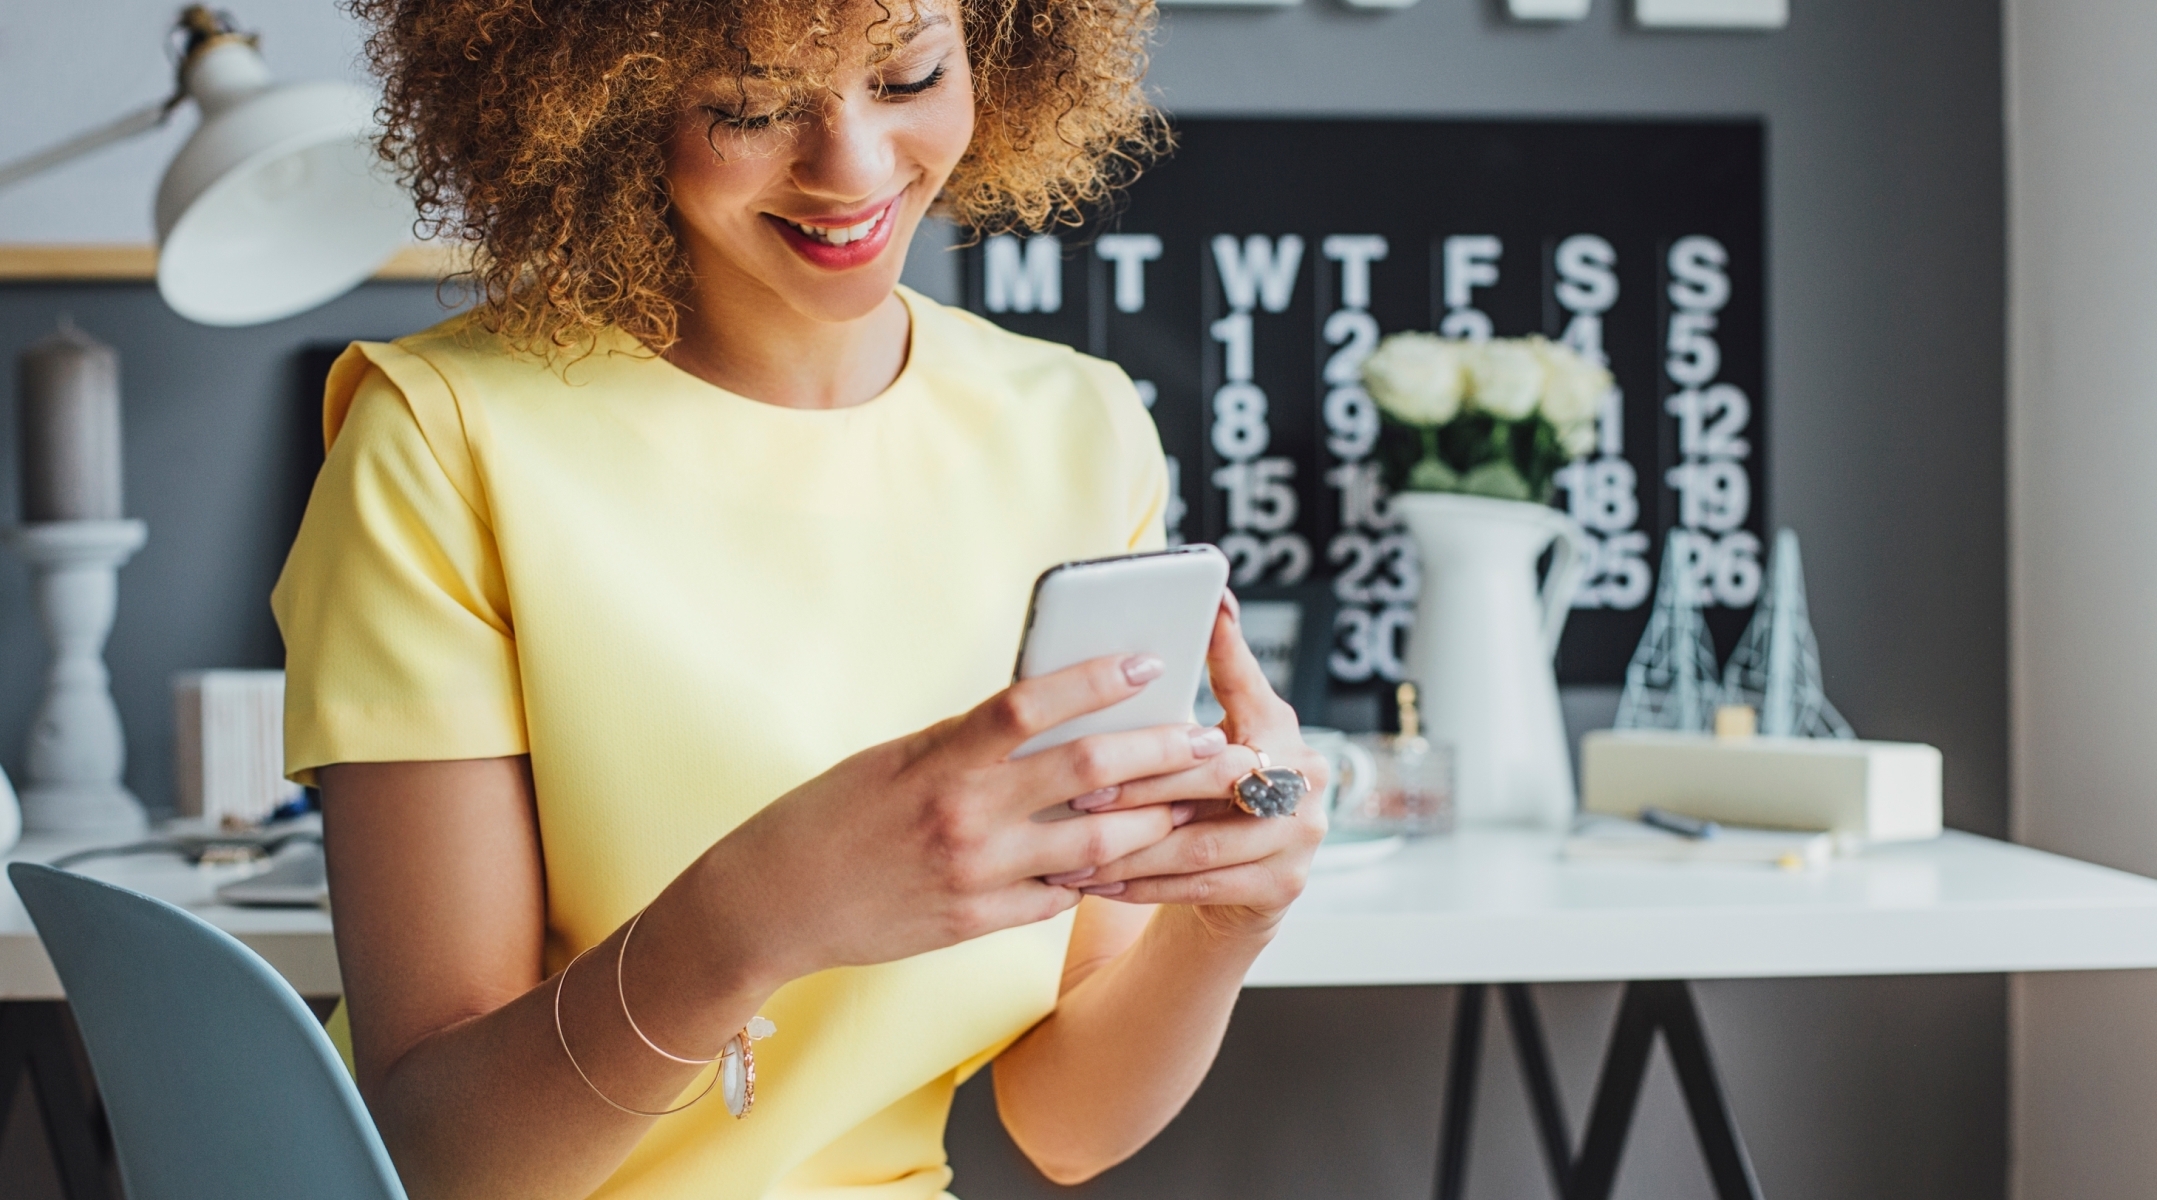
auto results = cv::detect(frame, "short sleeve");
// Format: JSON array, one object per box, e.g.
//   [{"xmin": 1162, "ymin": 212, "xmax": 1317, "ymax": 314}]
[
  {"xmin": 272, "ymin": 346, "xmax": 527, "ymax": 783},
  {"xmin": 1076, "ymin": 354, "xmax": 1171, "ymax": 554}
]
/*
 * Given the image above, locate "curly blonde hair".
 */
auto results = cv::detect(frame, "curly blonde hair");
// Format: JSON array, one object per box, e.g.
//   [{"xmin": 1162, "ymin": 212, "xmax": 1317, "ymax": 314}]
[{"xmin": 349, "ymin": 0, "xmax": 1165, "ymax": 355}]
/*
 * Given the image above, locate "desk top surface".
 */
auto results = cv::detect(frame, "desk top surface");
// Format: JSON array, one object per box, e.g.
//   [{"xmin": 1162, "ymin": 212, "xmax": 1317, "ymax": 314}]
[
  {"xmin": 1249, "ymin": 829, "xmax": 2157, "ymax": 985},
  {"xmin": 2, "ymin": 834, "xmax": 340, "ymax": 999},
  {"xmin": 8, "ymin": 828, "xmax": 2157, "ymax": 999}
]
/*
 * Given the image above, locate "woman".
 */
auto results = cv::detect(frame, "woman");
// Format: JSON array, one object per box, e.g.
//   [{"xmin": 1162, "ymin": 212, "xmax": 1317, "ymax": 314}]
[{"xmin": 274, "ymin": 1, "xmax": 1326, "ymax": 1198}]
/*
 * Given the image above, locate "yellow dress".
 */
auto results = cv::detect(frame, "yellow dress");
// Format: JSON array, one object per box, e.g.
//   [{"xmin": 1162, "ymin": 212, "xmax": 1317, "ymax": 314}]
[{"xmin": 272, "ymin": 287, "xmax": 1168, "ymax": 1200}]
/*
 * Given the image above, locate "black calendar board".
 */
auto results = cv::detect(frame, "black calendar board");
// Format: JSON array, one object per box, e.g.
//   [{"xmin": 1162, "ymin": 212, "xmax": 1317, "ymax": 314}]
[{"xmin": 961, "ymin": 118, "xmax": 1765, "ymax": 694}]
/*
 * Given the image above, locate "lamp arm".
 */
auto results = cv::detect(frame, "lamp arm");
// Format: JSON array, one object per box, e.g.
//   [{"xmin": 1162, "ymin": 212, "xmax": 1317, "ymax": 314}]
[{"xmin": 0, "ymin": 100, "xmax": 175, "ymax": 193}]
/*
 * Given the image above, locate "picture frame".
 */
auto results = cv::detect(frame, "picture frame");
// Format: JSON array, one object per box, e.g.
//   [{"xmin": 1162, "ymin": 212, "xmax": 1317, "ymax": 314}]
[{"xmin": 1230, "ymin": 580, "xmax": 1338, "ymax": 725}]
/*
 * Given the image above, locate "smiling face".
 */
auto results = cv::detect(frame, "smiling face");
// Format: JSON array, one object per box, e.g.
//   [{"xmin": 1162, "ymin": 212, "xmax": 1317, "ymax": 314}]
[{"xmin": 665, "ymin": 3, "xmax": 975, "ymax": 326}]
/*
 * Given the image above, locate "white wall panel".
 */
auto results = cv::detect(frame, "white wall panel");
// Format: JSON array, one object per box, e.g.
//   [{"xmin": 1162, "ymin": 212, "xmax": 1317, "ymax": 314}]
[{"xmin": 2007, "ymin": 0, "xmax": 2157, "ymax": 1194}]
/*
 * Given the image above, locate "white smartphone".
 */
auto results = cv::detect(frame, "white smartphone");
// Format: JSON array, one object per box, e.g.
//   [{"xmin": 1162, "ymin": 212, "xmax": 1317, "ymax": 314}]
[{"xmin": 1010, "ymin": 544, "xmax": 1231, "ymax": 763}]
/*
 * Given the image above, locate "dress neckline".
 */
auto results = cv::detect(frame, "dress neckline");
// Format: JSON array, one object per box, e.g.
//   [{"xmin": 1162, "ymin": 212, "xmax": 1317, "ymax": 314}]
[{"xmin": 642, "ymin": 286, "xmax": 925, "ymax": 420}]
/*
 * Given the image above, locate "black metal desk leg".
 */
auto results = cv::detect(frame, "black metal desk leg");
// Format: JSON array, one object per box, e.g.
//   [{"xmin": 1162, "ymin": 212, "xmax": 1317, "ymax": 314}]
[
  {"xmin": 1434, "ymin": 983, "xmax": 1488, "ymax": 1200},
  {"xmin": 0, "ymin": 1002, "xmax": 115, "ymax": 1200},
  {"xmin": 1651, "ymin": 981, "xmax": 1764, "ymax": 1200},
  {"xmin": 1567, "ymin": 981, "xmax": 1662, "ymax": 1200},
  {"xmin": 1501, "ymin": 984, "xmax": 1575, "ymax": 1198},
  {"xmin": 1568, "ymin": 981, "xmax": 1763, "ymax": 1200},
  {"xmin": 1436, "ymin": 983, "xmax": 1578, "ymax": 1200}
]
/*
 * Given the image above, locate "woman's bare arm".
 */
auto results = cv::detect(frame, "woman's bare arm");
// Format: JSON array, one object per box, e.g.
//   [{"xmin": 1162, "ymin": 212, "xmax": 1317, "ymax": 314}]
[
  {"xmin": 323, "ymin": 757, "xmax": 777, "ymax": 1200},
  {"xmin": 992, "ymin": 897, "xmax": 1267, "ymax": 1184}
]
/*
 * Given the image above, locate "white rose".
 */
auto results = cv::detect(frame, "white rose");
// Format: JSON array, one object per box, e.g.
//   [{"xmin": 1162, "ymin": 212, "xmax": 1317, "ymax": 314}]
[
  {"xmin": 1535, "ymin": 338, "xmax": 1615, "ymax": 429},
  {"xmin": 1560, "ymin": 418, "xmax": 1598, "ymax": 458},
  {"xmin": 1362, "ymin": 332, "xmax": 1467, "ymax": 426},
  {"xmin": 1465, "ymin": 339, "xmax": 1545, "ymax": 420}
]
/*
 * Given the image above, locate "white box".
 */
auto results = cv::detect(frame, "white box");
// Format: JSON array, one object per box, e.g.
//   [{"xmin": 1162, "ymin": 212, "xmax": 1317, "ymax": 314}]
[
  {"xmin": 1636, "ymin": 0, "xmax": 1787, "ymax": 28},
  {"xmin": 1510, "ymin": 0, "xmax": 1592, "ymax": 19},
  {"xmin": 1580, "ymin": 730, "xmax": 1942, "ymax": 842},
  {"xmin": 174, "ymin": 670, "xmax": 303, "ymax": 825}
]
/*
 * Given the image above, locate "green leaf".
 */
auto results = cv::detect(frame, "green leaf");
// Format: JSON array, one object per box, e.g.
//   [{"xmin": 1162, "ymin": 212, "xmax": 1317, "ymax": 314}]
[
  {"xmin": 1406, "ymin": 455, "xmax": 1461, "ymax": 492},
  {"xmin": 1459, "ymin": 460, "xmax": 1534, "ymax": 501}
]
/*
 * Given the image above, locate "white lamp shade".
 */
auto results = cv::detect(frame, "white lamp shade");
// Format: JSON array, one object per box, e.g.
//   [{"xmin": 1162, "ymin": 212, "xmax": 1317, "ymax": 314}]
[{"xmin": 154, "ymin": 80, "xmax": 413, "ymax": 326}]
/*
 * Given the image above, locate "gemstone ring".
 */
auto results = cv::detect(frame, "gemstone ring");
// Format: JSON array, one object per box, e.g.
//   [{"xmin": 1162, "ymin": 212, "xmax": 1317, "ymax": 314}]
[{"xmin": 1231, "ymin": 749, "xmax": 1308, "ymax": 819}]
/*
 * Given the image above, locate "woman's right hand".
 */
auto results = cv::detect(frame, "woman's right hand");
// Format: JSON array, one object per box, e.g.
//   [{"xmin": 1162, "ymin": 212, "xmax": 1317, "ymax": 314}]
[{"xmin": 689, "ymin": 653, "xmax": 1228, "ymax": 988}]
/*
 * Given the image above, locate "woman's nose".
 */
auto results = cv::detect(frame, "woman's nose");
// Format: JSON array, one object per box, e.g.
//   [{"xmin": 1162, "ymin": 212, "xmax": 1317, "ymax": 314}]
[{"xmin": 790, "ymin": 97, "xmax": 898, "ymax": 204}]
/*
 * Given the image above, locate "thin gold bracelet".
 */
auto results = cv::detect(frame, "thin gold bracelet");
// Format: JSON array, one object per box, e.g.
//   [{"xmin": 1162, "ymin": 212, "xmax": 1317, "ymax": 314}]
[
  {"xmin": 617, "ymin": 907, "xmax": 731, "ymax": 1065},
  {"xmin": 554, "ymin": 939, "xmax": 721, "ymax": 1118}
]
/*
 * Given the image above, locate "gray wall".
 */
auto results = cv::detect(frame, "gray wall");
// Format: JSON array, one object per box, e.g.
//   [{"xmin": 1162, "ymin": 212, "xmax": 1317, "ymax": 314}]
[{"xmin": 0, "ymin": 0, "xmax": 2007, "ymax": 1197}]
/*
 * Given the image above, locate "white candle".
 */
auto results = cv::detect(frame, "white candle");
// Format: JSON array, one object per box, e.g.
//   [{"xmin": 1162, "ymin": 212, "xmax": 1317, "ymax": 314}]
[{"xmin": 17, "ymin": 320, "xmax": 123, "ymax": 522}]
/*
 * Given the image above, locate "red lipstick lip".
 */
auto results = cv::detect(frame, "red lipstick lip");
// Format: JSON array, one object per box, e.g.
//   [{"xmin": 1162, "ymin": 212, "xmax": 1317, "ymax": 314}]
[
  {"xmin": 774, "ymin": 197, "xmax": 900, "ymax": 229},
  {"xmin": 766, "ymin": 196, "xmax": 902, "ymax": 271}
]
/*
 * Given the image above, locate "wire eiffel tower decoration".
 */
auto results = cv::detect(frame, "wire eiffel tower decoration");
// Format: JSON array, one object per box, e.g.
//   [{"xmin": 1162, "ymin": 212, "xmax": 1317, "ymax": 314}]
[
  {"xmin": 1614, "ymin": 536, "xmax": 1723, "ymax": 732},
  {"xmin": 1721, "ymin": 528, "xmax": 1855, "ymax": 739}
]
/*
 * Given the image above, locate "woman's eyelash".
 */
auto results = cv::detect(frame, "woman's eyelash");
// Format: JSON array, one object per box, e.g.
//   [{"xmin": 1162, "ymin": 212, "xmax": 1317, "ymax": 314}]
[
  {"xmin": 705, "ymin": 104, "xmax": 792, "ymax": 133},
  {"xmin": 702, "ymin": 63, "xmax": 942, "ymax": 131},
  {"xmin": 879, "ymin": 65, "xmax": 945, "ymax": 98}
]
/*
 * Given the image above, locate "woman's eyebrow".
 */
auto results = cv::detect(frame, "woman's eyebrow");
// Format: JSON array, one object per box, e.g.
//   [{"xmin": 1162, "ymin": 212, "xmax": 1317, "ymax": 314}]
[{"xmin": 893, "ymin": 13, "xmax": 950, "ymax": 46}]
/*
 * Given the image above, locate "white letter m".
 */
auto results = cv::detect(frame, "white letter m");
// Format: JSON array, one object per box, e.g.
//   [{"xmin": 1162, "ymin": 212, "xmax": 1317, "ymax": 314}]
[{"xmin": 985, "ymin": 234, "xmax": 1062, "ymax": 313}]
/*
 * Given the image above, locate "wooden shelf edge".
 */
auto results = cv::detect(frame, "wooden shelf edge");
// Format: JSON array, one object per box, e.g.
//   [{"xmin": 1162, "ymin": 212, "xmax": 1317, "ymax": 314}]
[{"xmin": 0, "ymin": 243, "xmax": 473, "ymax": 283}]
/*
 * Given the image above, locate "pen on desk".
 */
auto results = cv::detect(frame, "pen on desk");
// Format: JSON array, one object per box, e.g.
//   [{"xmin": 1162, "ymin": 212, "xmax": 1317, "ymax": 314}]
[{"xmin": 1641, "ymin": 806, "xmax": 1720, "ymax": 840}]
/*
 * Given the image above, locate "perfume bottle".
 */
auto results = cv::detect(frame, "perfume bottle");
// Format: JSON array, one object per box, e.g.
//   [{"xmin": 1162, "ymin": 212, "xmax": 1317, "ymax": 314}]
[{"xmin": 1339, "ymin": 683, "xmax": 1456, "ymax": 836}]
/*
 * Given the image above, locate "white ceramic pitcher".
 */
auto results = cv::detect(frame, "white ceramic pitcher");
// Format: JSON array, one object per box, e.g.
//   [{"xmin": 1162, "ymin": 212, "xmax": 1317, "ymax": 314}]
[{"xmin": 1391, "ymin": 493, "xmax": 1590, "ymax": 828}]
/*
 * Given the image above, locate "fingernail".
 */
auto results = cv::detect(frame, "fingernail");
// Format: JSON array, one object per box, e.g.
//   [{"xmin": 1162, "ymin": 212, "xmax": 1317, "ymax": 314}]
[
  {"xmin": 1189, "ymin": 726, "xmax": 1227, "ymax": 757},
  {"xmin": 1081, "ymin": 881, "xmax": 1127, "ymax": 897},
  {"xmin": 1070, "ymin": 786, "xmax": 1120, "ymax": 812},
  {"xmin": 1122, "ymin": 655, "xmax": 1165, "ymax": 685},
  {"xmin": 1220, "ymin": 591, "xmax": 1242, "ymax": 625},
  {"xmin": 1172, "ymin": 801, "xmax": 1196, "ymax": 827},
  {"xmin": 1044, "ymin": 867, "xmax": 1097, "ymax": 886}
]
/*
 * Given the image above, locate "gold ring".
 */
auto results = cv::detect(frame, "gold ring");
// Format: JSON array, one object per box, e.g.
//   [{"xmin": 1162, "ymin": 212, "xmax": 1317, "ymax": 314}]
[{"xmin": 1231, "ymin": 749, "xmax": 1308, "ymax": 818}]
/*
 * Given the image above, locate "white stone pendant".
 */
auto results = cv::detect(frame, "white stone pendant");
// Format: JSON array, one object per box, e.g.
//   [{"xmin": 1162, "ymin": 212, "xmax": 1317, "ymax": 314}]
[
  {"xmin": 721, "ymin": 1016, "xmax": 775, "ymax": 1118},
  {"xmin": 720, "ymin": 1047, "xmax": 750, "ymax": 1118}
]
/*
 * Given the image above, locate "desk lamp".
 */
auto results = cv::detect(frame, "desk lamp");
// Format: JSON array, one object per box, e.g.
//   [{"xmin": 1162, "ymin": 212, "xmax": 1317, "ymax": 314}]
[{"xmin": 0, "ymin": 5, "xmax": 413, "ymax": 326}]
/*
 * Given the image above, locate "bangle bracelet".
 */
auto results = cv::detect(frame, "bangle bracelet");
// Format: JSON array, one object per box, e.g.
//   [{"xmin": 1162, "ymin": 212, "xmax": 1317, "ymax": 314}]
[
  {"xmin": 592, "ymin": 906, "xmax": 778, "ymax": 1119},
  {"xmin": 554, "ymin": 939, "xmax": 721, "ymax": 1118},
  {"xmin": 617, "ymin": 908, "xmax": 733, "ymax": 1065}
]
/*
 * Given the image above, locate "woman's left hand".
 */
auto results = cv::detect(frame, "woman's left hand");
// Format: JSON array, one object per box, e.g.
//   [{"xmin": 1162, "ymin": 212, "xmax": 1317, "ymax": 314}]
[{"xmin": 1077, "ymin": 594, "xmax": 1329, "ymax": 941}]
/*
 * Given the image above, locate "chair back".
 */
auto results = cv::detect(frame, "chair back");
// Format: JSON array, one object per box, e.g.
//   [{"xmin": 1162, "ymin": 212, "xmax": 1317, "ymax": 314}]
[{"xmin": 7, "ymin": 862, "xmax": 405, "ymax": 1200}]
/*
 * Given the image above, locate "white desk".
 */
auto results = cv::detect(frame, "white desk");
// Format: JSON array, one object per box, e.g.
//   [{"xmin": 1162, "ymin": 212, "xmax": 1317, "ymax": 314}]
[
  {"xmin": 2, "ymin": 835, "xmax": 340, "ymax": 1001},
  {"xmin": 1251, "ymin": 828, "xmax": 2157, "ymax": 986},
  {"xmin": 8, "ymin": 828, "xmax": 2157, "ymax": 1200},
  {"xmin": 10, "ymin": 827, "xmax": 2157, "ymax": 996}
]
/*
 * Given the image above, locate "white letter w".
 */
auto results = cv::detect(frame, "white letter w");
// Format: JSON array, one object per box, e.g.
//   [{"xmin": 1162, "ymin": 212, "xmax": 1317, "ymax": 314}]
[{"xmin": 1212, "ymin": 234, "xmax": 1305, "ymax": 313}]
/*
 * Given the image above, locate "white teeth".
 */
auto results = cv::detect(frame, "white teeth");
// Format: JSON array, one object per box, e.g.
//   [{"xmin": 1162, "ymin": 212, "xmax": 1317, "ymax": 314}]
[{"xmin": 790, "ymin": 211, "xmax": 882, "ymax": 247}]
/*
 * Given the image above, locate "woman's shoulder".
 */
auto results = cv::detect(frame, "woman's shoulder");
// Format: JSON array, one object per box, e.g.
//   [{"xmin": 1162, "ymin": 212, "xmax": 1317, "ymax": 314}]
[
  {"xmin": 387, "ymin": 309, "xmax": 496, "ymax": 364},
  {"xmin": 326, "ymin": 312, "xmax": 661, "ymax": 444},
  {"xmin": 385, "ymin": 312, "xmax": 643, "ymax": 387}
]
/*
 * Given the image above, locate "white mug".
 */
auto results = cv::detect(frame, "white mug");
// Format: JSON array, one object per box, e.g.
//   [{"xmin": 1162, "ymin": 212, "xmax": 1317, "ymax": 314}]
[{"xmin": 1299, "ymin": 727, "xmax": 1376, "ymax": 828}]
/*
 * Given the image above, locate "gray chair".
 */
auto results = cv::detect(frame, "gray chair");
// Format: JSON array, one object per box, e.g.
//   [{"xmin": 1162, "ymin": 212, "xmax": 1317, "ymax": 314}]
[{"xmin": 7, "ymin": 862, "xmax": 405, "ymax": 1200}]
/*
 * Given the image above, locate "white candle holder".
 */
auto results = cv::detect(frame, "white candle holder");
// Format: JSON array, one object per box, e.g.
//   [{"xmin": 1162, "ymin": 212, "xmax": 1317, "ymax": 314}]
[{"xmin": 8, "ymin": 520, "xmax": 149, "ymax": 836}]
